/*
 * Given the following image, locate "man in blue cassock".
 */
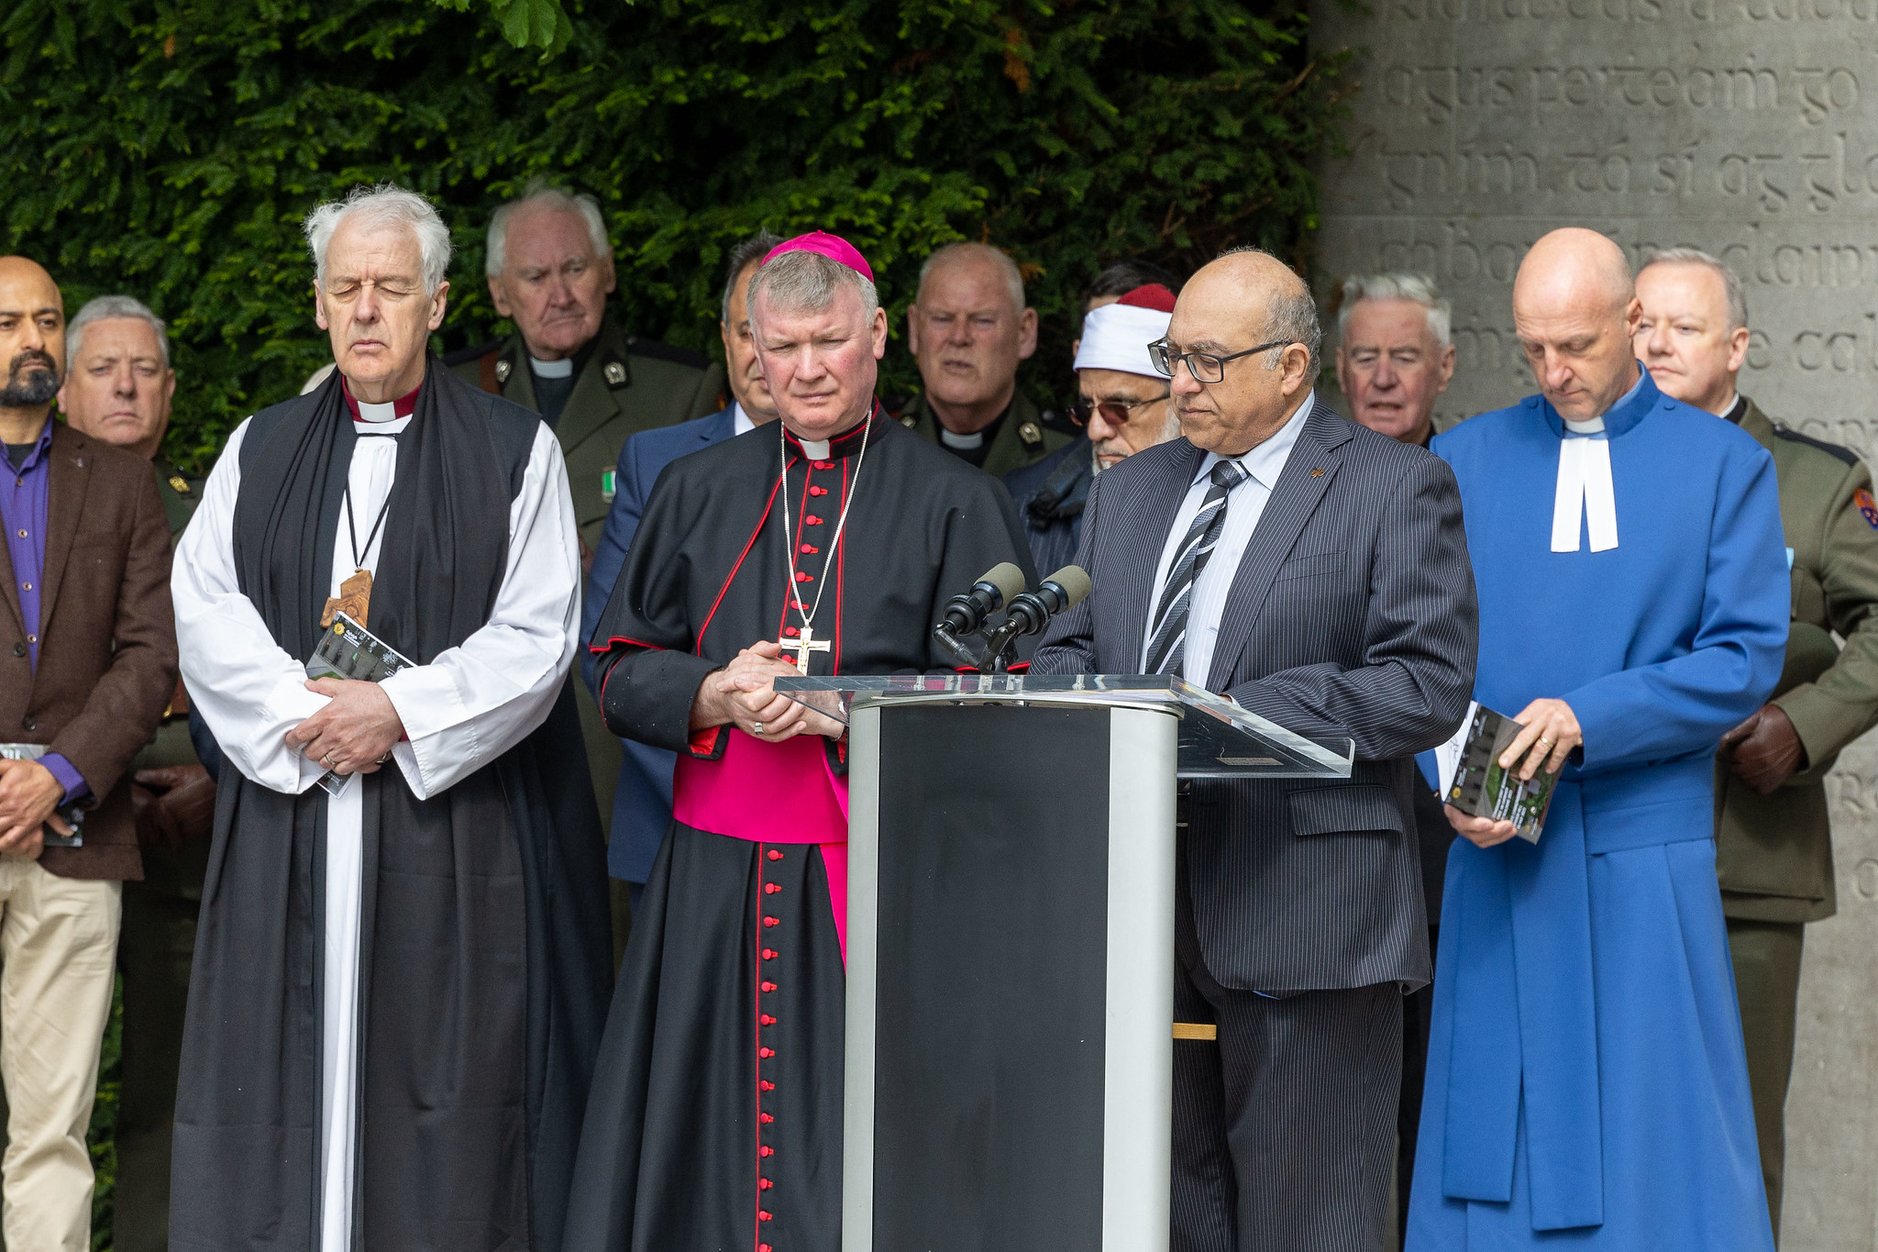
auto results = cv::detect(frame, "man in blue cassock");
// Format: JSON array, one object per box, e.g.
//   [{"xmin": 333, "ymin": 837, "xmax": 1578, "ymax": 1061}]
[{"xmin": 1407, "ymin": 227, "xmax": 1788, "ymax": 1251}]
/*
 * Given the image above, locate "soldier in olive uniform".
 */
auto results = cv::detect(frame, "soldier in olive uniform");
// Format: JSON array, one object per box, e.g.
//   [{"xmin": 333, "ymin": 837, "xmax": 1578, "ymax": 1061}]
[
  {"xmin": 1638, "ymin": 250, "xmax": 1878, "ymax": 1240},
  {"xmin": 446, "ymin": 185, "xmax": 723, "ymax": 924},
  {"xmin": 897, "ymin": 241, "xmax": 1075, "ymax": 479},
  {"xmin": 55, "ymin": 295, "xmax": 214, "ymax": 1252}
]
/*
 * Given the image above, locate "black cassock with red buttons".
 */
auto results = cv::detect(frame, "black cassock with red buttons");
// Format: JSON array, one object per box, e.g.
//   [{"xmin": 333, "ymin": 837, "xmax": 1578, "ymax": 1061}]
[{"xmin": 570, "ymin": 405, "xmax": 1033, "ymax": 1252}]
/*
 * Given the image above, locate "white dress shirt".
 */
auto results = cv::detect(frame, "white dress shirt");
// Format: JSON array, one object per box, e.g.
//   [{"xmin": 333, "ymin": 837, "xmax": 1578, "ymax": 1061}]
[{"xmin": 1143, "ymin": 392, "xmax": 1312, "ymax": 688}]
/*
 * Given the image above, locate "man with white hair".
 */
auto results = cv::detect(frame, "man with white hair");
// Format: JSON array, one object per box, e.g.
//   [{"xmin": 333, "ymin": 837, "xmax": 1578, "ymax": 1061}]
[
  {"xmin": 568, "ymin": 231, "xmax": 1031, "ymax": 1251},
  {"xmin": 1003, "ymin": 282, "xmax": 1182, "ymax": 571},
  {"xmin": 899, "ymin": 240, "xmax": 1075, "ymax": 476},
  {"xmin": 1636, "ymin": 247, "xmax": 1878, "ymax": 1238},
  {"xmin": 169, "ymin": 184, "xmax": 611, "ymax": 1252},
  {"xmin": 1334, "ymin": 272, "xmax": 1455, "ymax": 449}
]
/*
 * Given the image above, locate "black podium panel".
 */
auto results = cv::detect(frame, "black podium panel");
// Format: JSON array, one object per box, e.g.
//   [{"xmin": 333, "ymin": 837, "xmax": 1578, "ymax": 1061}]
[{"xmin": 873, "ymin": 704, "xmax": 1110, "ymax": 1250}]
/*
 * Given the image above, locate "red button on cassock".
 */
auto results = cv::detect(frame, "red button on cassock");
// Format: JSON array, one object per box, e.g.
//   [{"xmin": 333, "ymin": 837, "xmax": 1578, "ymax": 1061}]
[
  {"xmin": 805, "ymin": 515, "xmax": 823, "ymax": 525},
  {"xmin": 767, "ymin": 849, "xmax": 784, "ymax": 861},
  {"xmin": 761, "ymin": 948, "xmax": 778, "ymax": 959},
  {"xmin": 810, "ymin": 485, "xmax": 827, "ymax": 496},
  {"xmin": 760, "ymin": 1014, "xmax": 777, "ymax": 1026},
  {"xmin": 765, "ymin": 882, "xmax": 782, "ymax": 895},
  {"xmin": 784, "ymin": 626, "xmax": 799, "ymax": 637},
  {"xmin": 762, "ymin": 981, "xmax": 778, "ymax": 992},
  {"xmin": 759, "ymin": 1046, "xmax": 775, "ymax": 1058},
  {"xmin": 759, "ymin": 1209, "xmax": 774, "ymax": 1221},
  {"xmin": 760, "ymin": 1080, "xmax": 776, "ymax": 1092},
  {"xmin": 795, "ymin": 571, "xmax": 813, "ymax": 582},
  {"xmin": 760, "ymin": 1145, "xmax": 776, "ymax": 1158},
  {"xmin": 800, "ymin": 544, "xmax": 818, "ymax": 555},
  {"xmin": 760, "ymin": 1111, "xmax": 775, "ymax": 1123},
  {"xmin": 763, "ymin": 916, "xmax": 780, "ymax": 928},
  {"xmin": 760, "ymin": 1177, "xmax": 774, "ymax": 1190}
]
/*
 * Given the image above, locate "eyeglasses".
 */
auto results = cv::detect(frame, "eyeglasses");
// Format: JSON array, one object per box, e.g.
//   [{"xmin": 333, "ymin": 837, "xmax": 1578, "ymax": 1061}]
[
  {"xmin": 1147, "ymin": 337, "xmax": 1289, "ymax": 384},
  {"xmin": 1067, "ymin": 391, "xmax": 1171, "ymax": 429}
]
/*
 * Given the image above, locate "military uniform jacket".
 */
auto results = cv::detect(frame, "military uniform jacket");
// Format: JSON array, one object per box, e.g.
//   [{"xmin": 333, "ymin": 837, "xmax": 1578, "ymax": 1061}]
[
  {"xmin": 449, "ymin": 317, "xmax": 724, "ymax": 551},
  {"xmin": 897, "ymin": 388, "xmax": 1073, "ymax": 481},
  {"xmin": 138, "ymin": 458, "xmax": 204, "ymax": 772},
  {"xmin": 1717, "ymin": 396, "xmax": 1878, "ymax": 923}
]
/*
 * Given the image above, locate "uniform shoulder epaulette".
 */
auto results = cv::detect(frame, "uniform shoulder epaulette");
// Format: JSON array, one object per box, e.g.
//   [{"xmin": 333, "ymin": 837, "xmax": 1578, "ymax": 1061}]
[
  {"xmin": 1772, "ymin": 423, "xmax": 1861, "ymax": 467},
  {"xmin": 440, "ymin": 337, "xmax": 506, "ymax": 368},
  {"xmin": 623, "ymin": 336, "xmax": 711, "ymax": 371}
]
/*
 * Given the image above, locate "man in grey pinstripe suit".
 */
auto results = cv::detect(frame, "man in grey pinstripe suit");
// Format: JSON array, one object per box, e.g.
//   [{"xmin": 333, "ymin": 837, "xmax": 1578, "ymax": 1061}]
[{"xmin": 1034, "ymin": 249, "xmax": 1478, "ymax": 1252}]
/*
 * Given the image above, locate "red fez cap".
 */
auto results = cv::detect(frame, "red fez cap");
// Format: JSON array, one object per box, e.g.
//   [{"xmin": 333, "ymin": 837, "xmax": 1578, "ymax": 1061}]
[
  {"xmin": 761, "ymin": 231, "xmax": 874, "ymax": 283},
  {"xmin": 1118, "ymin": 283, "xmax": 1178, "ymax": 313}
]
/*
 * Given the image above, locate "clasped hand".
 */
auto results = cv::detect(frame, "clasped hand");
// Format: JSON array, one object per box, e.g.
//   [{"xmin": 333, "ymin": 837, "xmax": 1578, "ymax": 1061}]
[
  {"xmin": 703, "ymin": 641, "xmax": 845, "ymax": 742},
  {"xmin": 284, "ymin": 678, "xmax": 405, "ymax": 777},
  {"xmin": 1445, "ymin": 697, "xmax": 1581, "ymax": 850}
]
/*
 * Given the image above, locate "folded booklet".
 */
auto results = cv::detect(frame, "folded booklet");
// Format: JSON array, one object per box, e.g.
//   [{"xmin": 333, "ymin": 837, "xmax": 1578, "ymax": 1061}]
[
  {"xmin": 305, "ymin": 613, "xmax": 414, "ymax": 795},
  {"xmin": 0, "ymin": 744, "xmax": 85, "ymax": 847},
  {"xmin": 1431, "ymin": 701, "xmax": 1555, "ymax": 844}
]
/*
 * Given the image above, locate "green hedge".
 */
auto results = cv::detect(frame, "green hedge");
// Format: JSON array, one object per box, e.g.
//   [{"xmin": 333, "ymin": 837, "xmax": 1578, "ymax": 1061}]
[
  {"xmin": 4, "ymin": 0, "xmax": 1342, "ymax": 468},
  {"xmin": 9, "ymin": 4, "xmax": 1343, "ymax": 1243}
]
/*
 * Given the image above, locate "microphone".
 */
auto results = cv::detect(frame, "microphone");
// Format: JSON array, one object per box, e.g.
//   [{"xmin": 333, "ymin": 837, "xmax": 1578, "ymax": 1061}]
[
  {"xmin": 1001, "ymin": 565, "xmax": 1093, "ymax": 638},
  {"xmin": 979, "ymin": 565, "xmax": 1092, "ymax": 669},
  {"xmin": 938, "ymin": 562, "xmax": 1026, "ymax": 635}
]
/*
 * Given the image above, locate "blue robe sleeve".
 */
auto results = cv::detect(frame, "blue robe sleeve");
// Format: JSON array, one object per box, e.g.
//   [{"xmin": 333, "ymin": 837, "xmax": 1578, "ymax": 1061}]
[{"xmin": 1567, "ymin": 444, "xmax": 1789, "ymax": 774}]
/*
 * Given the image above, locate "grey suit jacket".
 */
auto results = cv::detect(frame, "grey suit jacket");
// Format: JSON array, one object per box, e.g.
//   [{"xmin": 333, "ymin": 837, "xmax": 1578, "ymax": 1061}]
[{"xmin": 1034, "ymin": 399, "xmax": 1478, "ymax": 992}]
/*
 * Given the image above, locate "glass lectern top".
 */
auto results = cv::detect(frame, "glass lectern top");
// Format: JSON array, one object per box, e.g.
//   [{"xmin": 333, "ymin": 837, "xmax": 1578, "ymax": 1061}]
[{"xmin": 773, "ymin": 673, "xmax": 1352, "ymax": 779}]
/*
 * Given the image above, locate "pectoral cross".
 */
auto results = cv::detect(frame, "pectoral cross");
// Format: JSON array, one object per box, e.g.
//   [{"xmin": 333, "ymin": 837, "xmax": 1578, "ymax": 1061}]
[
  {"xmin": 320, "ymin": 569, "xmax": 374, "ymax": 629},
  {"xmin": 779, "ymin": 625, "xmax": 832, "ymax": 675}
]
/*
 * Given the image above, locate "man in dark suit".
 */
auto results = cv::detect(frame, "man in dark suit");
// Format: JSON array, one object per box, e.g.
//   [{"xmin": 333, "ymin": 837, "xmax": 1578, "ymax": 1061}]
[
  {"xmin": 1033, "ymin": 248, "xmax": 1478, "ymax": 1252},
  {"xmin": 583, "ymin": 232, "xmax": 782, "ymax": 922},
  {"xmin": 0, "ymin": 256, "xmax": 176, "ymax": 1248}
]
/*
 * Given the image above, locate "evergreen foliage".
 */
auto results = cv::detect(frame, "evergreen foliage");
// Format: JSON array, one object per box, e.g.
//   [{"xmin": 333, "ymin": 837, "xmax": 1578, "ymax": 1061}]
[{"xmin": 2, "ymin": 0, "xmax": 1344, "ymax": 470}]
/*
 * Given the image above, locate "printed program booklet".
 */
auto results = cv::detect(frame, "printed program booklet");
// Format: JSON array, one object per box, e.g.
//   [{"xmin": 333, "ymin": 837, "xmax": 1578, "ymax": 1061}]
[
  {"xmin": 0, "ymin": 744, "xmax": 84, "ymax": 847},
  {"xmin": 1432, "ymin": 701, "xmax": 1556, "ymax": 844},
  {"xmin": 305, "ymin": 612, "xmax": 413, "ymax": 795}
]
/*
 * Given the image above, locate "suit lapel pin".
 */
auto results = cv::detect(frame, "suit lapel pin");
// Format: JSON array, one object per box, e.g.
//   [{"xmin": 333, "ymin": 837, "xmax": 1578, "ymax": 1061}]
[
  {"xmin": 604, "ymin": 360, "xmax": 628, "ymax": 387},
  {"xmin": 1311, "ymin": 467, "xmax": 1325, "ymax": 478},
  {"xmin": 494, "ymin": 359, "xmax": 512, "ymax": 384}
]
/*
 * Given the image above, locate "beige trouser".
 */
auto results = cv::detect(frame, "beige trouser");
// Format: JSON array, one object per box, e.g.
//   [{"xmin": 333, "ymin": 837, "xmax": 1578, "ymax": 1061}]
[{"xmin": 0, "ymin": 859, "xmax": 121, "ymax": 1252}]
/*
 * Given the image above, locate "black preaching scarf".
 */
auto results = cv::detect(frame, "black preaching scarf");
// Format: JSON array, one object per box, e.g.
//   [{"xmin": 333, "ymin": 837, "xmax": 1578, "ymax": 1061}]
[{"xmin": 170, "ymin": 363, "xmax": 610, "ymax": 1252}]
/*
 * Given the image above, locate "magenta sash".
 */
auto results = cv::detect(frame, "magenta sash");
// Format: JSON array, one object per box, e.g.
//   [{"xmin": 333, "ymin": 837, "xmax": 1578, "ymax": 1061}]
[{"xmin": 672, "ymin": 730, "xmax": 851, "ymax": 962}]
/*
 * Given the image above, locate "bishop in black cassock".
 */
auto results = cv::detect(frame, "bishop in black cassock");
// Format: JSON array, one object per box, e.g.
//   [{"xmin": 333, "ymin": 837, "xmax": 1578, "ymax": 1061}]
[{"xmin": 567, "ymin": 233, "xmax": 1032, "ymax": 1250}]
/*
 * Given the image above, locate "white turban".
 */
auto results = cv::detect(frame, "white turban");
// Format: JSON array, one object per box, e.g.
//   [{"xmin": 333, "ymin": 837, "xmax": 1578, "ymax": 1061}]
[{"xmin": 1073, "ymin": 284, "xmax": 1176, "ymax": 378}]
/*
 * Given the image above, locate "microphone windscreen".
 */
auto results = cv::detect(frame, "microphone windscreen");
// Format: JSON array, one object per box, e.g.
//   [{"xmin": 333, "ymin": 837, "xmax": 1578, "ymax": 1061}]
[
  {"xmin": 982, "ymin": 562, "xmax": 1027, "ymax": 605},
  {"xmin": 1043, "ymin": 564, "xmax": 1093, "ymax": 608}
]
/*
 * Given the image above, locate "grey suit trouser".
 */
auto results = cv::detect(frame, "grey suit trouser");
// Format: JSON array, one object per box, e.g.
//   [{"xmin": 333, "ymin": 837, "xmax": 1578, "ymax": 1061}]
[{"xmin": 1173, "ymin": 881, "xmax": 1403, "ymax": 1252}]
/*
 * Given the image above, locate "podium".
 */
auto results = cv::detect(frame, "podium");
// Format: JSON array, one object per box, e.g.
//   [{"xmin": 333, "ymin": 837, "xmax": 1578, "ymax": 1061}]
[{"xmin": 773, "ymin": 674, "xmax": 1352, "ymax": 1251}]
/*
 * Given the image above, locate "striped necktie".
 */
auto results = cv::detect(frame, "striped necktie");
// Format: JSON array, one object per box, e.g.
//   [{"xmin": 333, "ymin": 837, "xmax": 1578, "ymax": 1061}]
[{"xmin": 1144, "ymin": 459, "xmax": 1248, "ymax": 676}]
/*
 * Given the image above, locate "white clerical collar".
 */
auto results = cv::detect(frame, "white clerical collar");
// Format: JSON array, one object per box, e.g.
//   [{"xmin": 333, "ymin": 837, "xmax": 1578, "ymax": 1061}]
[
  {"xmin": 733, "ymin": 403, "xmax": 756, "ymax": 436},
  {"xmin": 355, "ymin": 398, "xmax": 401, "ymax": 423},
  {"xmin": 798, "ymin": 437, "xmax": 831, "ymax": 459},
  {"xmin": 529, "ymin": 355, "xmax": 575, "ymax": 379},
  {"xmin": 1552, "ymin": 412, "xmax": 1618, "ymax": 553},
  {"xmin": 1196, "ymin": 390, "xmax": 1313, "ymax": 491},
  {"xmin": 939, "ymin": 427, "xmax": 985, "ymax": 451}
]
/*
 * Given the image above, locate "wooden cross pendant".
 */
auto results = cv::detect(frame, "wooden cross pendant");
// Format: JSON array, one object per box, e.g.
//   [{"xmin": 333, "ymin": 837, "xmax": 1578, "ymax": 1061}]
[
  {"xmin": 779, "ymin": 624, "xmax": 832, "ymax": 675},
  {"xmin": 320, "ymin": 568, "xmax": 374, "ymax": 629}
]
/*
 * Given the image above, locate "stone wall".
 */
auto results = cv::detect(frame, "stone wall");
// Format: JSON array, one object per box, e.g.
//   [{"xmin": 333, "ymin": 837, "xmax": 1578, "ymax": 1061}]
[{"xmin": 1308, "ymin": 2, "xmax": 1878, "ymax": 1245}]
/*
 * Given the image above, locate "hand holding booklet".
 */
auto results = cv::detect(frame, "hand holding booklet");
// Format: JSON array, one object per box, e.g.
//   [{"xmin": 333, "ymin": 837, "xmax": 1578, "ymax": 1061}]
[
  {"xmin": 0, "ymin": 744, "xmax": 85, "ymax": 847},
  {"xmin": 1431, "ymin": 701, "xmax": 1557, "ymax": 843},
  {"xmin": 305, "ymin": 612, "xmax": 413, "ymax": 795}
]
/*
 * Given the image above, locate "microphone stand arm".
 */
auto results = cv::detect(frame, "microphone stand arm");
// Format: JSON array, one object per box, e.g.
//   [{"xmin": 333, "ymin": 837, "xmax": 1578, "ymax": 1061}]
[{"xmin": 932, "ymin": 621, "xmax": 987, "ymax": 671}]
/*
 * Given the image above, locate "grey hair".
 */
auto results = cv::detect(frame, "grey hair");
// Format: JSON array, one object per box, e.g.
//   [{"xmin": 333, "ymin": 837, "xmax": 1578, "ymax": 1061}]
[
  {"xmin": 66, "ymin": 295, "xmax": 170, "ymax": 370},
  {"xmin": 917, "ymin": 241, "xmax": 1026, "ymax": 312},
  {"xmin": 1216, "ymin": 245, "xmax": 1323, "ymax": 373},
  {"xmin": 1336, "ymin": 272, "xmax": 1451, "ymax": 349},
  {"xmin": 1639, "ymin": 247, "xmax": 1749, "ymax": 332},
  {"xmin": 721, "ymin": 231, "xmax": 784, "ymax": 324},
  {"xmin": 486, "ymin": 182, "xmax": 612, "ymax": 279},
  {"xmin": 305, "ymin": 184, "xmax": 453, "ymax": 295},
  {"xmin": 747, "ymin": 249, "xmax": 881, "ymax": 326}
]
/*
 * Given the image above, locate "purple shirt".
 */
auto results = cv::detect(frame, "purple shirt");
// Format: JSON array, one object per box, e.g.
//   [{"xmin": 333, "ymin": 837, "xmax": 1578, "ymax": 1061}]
[{"xmin": 0, "ymin": 417, "xmax": 87, "ymax": 803}]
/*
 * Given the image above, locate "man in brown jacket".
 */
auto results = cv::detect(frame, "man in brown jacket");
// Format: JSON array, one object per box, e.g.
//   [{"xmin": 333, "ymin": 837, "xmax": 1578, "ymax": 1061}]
[{"xmin": 0, "ymin": 256, "xmax": 176, "ymax": 1250}]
